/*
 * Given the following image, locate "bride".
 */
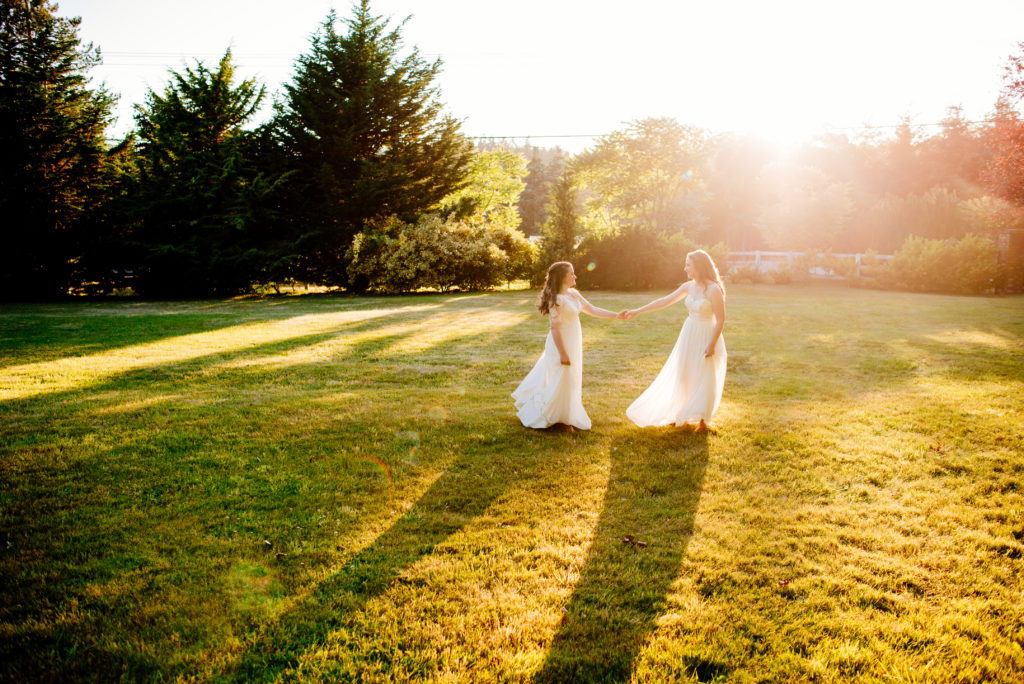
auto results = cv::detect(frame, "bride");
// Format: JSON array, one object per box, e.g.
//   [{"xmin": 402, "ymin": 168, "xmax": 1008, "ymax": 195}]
[
  {"xmin": 621, "ymin": 249, "xmax": 727, "ymax": 432},
  {"xmin": 512, "ymin": 261, "xmax": 620, "ymax": 431}
]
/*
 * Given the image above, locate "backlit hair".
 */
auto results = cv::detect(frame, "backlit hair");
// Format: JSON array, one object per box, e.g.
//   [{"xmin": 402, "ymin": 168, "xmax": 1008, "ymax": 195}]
[
  {"xmin": 537, "ymin": 261, "xmax": 572, "ymax": 315},
  {"xmin": 688, "ymin": 250, "xmax": 725, "ymax": 296}
]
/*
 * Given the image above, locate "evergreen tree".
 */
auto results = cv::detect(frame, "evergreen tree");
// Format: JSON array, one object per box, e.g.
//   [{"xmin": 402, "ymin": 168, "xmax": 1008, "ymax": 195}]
[
  {"xmin": 0, "ymin": 0, "xmax": 115, "ymax": 299},
  {"xmin": 535, "ymin": 174, "xmax": 579, "ymax": 282},
  {"xmin": 518, "ymin": 147, "xmax": 565, "ymax": 236},
  {"xmin": 130, "ymin": 50, "xmax": 287, "ymax": 297},
  {"xmin": 275, "ymin": 0, "xmax": 473, "ymax": 287}
]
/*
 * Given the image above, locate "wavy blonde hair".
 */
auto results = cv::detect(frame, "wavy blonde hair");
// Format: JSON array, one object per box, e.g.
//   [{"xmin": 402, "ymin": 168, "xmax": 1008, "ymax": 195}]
[
  {"xmin": 537, "ymin": 261, "xmax": 572, "ymax": 315},
  {"xmin": 688, "ymin": 250, "xmax": 725, "ymax": 296}
]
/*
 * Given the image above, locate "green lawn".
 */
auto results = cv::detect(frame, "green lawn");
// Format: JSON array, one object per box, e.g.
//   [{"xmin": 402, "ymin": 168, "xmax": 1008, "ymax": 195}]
[{"xmin": 1, "ymin": 284, "xmax": 1022, "ymax": 682}]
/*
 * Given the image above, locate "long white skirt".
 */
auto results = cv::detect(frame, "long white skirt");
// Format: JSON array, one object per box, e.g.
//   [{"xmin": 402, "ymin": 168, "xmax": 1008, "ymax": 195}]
[
  {"xmin": 626, "ymin": 315, "xmax": 726, "ymax": 427},
  {"xmin": 512, "ymin": 324, "xmax": 591, "ymax": 430}
]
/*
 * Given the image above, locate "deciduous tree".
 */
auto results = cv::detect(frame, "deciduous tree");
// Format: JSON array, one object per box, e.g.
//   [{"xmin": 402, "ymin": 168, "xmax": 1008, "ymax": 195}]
[{"xmin": 574, "ymin": 118, "xmax": 711, "ymax": 238}]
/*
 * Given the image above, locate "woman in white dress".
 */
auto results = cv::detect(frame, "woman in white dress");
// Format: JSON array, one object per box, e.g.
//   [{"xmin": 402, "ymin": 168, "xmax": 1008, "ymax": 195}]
[
  {"xmin": 621, "ymin": 250, "xmax": 727, "ymax": 432},
  {"xmin": 512, "ymin": 261, "xmax": 620, "ymax": 431}
]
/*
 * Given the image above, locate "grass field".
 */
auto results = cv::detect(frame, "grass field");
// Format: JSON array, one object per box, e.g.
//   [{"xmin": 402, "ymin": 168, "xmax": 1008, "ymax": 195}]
[{"xmin": 1, "ymin": 284, "xmax": 1023, "ymax": 682}]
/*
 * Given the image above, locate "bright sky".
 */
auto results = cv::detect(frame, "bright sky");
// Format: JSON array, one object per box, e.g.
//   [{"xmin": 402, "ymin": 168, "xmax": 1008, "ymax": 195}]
[{"xmin": 60, "ymin": 0, "xmax": 1024, "ymax": 151}]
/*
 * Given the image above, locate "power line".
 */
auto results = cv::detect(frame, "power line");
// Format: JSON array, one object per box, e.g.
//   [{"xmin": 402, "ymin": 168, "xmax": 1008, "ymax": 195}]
[
  {"xmin": 464, "ymin": 119, "xmax": 999, "ymax": 141},
  {"xmin": 467, "ymin": 134, "xmax": 601, "ymax": 140}
]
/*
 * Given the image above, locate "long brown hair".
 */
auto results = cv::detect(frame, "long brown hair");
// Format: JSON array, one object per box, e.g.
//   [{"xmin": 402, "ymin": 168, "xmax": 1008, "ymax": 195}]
[
  {"xmin": 537, "ymin": 261, "xmax": 572, "ymax": 315},
  {"xmin": 688, "ymin": 250, "xmax": 726, "ymax": 296}
]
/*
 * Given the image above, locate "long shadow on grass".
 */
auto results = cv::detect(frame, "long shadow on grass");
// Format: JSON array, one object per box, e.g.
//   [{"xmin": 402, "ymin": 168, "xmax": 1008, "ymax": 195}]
[
  {"xmin": 225, "ymin": 441, "xmax": 547, "ymax": 682},
  {"xmin": 534, "ymin": 430, "xmax": 712, "ymax": 683}
]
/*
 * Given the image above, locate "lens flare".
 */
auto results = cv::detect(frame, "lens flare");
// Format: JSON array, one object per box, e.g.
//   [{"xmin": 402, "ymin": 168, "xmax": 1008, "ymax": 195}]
[
  {"xmin": 396, "ymin": 430, "xmax": 420, "ymax": 445},
  {"xmin": 683, "ymin": 170, "xmax": 693, "ymax": 180},
  {"xmin": 351, "ymin": 454, "xmax": 393, "ymax": 489},
  {"xmin": 587, "ymin": 262, "xmax": 596, "ymax": 271},
  {"xmin": 427, "ymin": 405, "xmax": 449, "ymax": 422}
]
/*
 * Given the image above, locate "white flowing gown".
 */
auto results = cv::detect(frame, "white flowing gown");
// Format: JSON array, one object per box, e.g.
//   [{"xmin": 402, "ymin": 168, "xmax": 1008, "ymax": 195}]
[
  {"xmin": 512, "ymin": 292, "xmax": 592, "ymax": 430},
  {"xmin": 626, "ymin": 288, "xmax": 727, "ymax": 427}
]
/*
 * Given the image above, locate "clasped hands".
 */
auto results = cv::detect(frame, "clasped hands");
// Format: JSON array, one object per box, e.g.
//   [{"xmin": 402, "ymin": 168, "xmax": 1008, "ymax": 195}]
[{"xmin": 616, "ymin": 309, "xmax": 638, "ymax": 321}]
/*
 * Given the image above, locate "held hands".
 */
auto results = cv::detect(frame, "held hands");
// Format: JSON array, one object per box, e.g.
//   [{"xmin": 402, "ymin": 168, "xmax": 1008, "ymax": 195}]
[{"xmin": 617, "ymin": 309, "xmax": 638, "ymax": 321}]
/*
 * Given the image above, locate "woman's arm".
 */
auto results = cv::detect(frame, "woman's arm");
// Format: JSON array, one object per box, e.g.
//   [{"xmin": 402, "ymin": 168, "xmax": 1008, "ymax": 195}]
[
  {"xmin": 704, "ymin": 285, "xmax": 726, "ymax": 358},
  {"xmin": 570, "ymin": 288, "xmax": 619, "ymax": 319},
  {"xmin": 626, "ymin": 282, "xmax": 690, "ymax": 318},
  {"xmin": 550, "ymin": 310, "xmax": 571, "ymax": 365}
]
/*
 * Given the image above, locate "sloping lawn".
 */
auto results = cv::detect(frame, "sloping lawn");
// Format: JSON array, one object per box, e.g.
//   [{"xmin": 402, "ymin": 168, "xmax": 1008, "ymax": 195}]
[{"xmin": 1, "ymin": 284, "xmax": 1022, "ymax": 682}]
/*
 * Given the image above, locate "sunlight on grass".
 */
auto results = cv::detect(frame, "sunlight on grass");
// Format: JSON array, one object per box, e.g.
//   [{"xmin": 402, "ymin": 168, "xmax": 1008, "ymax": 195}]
[
  {"xmin": 212, "ymin": 309, "xmax": 529, "ymax": 371},
  {"xmin": 925, "ymin": 327, "xmax": 1022, "ymax": 351},
  {"xmin": 1, "ymin": 287, "xmax": 1022, "ymax": 682},
  {"xmin": 0, "ymin": 306, "xmax": 437, "ymax": 401}
]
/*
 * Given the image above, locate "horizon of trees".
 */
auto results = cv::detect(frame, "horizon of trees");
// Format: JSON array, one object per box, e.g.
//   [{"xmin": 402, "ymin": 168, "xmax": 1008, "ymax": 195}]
[{"xmin": 3, "ymin": 1, "xmax": 1024, "ymax": 299}]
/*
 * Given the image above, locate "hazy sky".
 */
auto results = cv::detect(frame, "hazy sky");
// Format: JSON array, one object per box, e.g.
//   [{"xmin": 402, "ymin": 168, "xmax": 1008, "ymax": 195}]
[{"xmin": 59, "ymin": 0, "xmax": 1024, "ymax": 150}]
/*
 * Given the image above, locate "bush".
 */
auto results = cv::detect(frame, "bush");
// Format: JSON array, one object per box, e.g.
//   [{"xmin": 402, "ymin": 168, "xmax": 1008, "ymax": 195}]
[
  {"xmin": 770, "ymin": 265, "xmax": 793, "ymax": 284},
  {"xmin": 347, "ymin": 214, "xmax": 537, "ymax": 293},
  {"xmin": 574, "ymin": 228, "xmax": 727, "ymax": 290},
  {"xmin": 818, "ymin": 250, "xmax": 858, "ymax": 278},
  {"xmin": 882, "ymin": 234, "xmax": 1000, "ymax": 294},
  {"xmin": 730, "ymin": 264, "xmax": 763, "ymax": 284}
]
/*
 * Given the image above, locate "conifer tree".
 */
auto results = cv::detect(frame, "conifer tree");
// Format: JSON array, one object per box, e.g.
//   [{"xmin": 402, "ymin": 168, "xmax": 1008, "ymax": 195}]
[
  {"xmin": 130, "ymin": 50, "xmax": 286, "ymax": 296},
  {"xmin": 0, "ymin": 0, "xmax": 115, "ymax": 299},
  {"xmin": 535, "ymin": 174, "xmax": 580, "ymax": 283},
  {"xmin": 275, "ymin": 0, "xmax": 473, "ymax": 287}
]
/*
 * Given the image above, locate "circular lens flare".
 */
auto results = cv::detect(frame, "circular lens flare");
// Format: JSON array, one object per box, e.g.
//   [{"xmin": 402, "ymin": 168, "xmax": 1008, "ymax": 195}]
[{"xmin": 351, "ymin": 454, "xmax": 394, "ymax": 490}]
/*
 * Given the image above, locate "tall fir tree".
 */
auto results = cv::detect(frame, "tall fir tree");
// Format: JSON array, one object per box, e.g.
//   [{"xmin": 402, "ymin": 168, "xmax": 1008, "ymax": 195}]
[
  {"xmin": 130, "ymin": 50, "xmax": 287, "ymax": 297},
  {"xmin": 275, "ymin": 0, "xmax": 473, "ymax": 287},
  {"xmin": 0, "ymin": 0, "xmax": 115, "ymax": 299},
  {"xmin": 534, "ymin": 174, "xmax": 579, "ymax": 283}
]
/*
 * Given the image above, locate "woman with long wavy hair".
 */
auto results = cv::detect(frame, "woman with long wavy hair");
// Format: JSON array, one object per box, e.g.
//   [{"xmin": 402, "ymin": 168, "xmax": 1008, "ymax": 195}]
[
  {"xmin": 512, "ymin": 261, "xmax": 620, "ymax": 431},
  {"xmin": 620, "ymin": 249, "xmax": 727, "ymax": 432}
]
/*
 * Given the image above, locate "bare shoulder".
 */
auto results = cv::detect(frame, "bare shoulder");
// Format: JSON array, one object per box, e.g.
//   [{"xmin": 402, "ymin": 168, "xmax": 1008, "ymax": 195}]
[
  {"xmin": 669, "ymin": 281, "xmax": 691, "ymax": 298},
  {"xmin": 706, "ymin": 282, "xmax": 725, "ymax": 301},
  {"xmin": 567, "ymin": 288, "xmax": 585, "ymax": 301}
]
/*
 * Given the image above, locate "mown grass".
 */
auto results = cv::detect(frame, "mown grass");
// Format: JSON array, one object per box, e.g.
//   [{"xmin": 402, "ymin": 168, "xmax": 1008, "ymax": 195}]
[{"xmin": 1, "ymin": 284, "xmax": 1022, "ymax": 682}]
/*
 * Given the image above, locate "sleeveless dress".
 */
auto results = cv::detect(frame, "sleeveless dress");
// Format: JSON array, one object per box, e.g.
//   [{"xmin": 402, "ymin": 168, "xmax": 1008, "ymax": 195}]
[
  {"xmin": 626, "ymin": 287, "xmax": 727, "ymax": 427},
  {"xmin": 512, "ymin": 291, "xmax": 592, "ymax": 430}
]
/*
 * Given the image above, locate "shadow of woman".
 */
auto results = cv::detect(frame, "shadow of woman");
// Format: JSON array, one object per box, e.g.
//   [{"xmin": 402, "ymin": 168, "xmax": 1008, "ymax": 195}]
[
  {"xmin": 534, "ymin": 429, "xmax": 710, "ymax": 682},
  {"xmin": 224, "ymin": 442, "xmax": 548, "ymax": 682}
]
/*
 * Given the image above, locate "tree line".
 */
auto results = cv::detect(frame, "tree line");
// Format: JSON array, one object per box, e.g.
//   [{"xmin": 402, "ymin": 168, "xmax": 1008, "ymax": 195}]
[{"xmin": 2, "ymin": 0, "xmax": 1023, "ymax": 299}]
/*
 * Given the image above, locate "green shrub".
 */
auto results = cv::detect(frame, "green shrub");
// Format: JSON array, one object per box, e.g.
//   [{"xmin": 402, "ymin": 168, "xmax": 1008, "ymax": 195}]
[
  {"xmin": 347, "ymin": 214, "xmax": 536, "ymax": 293},
  {"xmin": 730, "ymin": 264, "xmax": 763, "ymax": 284},
  {"xmin": 575, "ymin": 229, "xmax": 727, "ymax": 290},
  {"xmin": 771, "ymin": 265, "xmax": 793, "ymax": 284},
  {"xmin": 882, "ymin": 234, "xmax": 1000, "ymax": 294},
  {"xmin": 818, "ymin": 250, "xmax": 858, "ymax": 278}
]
